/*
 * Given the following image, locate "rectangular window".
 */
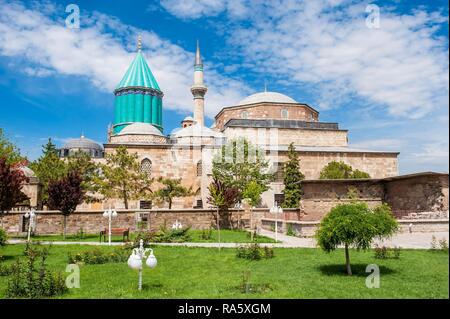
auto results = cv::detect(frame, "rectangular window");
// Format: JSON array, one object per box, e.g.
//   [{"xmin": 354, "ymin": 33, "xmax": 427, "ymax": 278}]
[
  {"xmin": 139, "ymin": 201, "xmax": 152, "ymax": 209},
  {"xmin": 274, "ymin": 194, "xmax": 285, "ymax": 207}
]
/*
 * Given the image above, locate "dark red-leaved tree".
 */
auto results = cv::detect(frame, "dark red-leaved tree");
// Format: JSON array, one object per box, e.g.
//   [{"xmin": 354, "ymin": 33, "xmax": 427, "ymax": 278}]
[
  {"xmin": 0, "ymin": 157, "xmax": 29, "ymax": 228},
  {"xmin": 47, "ymin": 171, "xmax": 85, "ymax": 239},
  {"xmin": 207, "ymin": 178, "xmax": 239, "ymax": 250}
]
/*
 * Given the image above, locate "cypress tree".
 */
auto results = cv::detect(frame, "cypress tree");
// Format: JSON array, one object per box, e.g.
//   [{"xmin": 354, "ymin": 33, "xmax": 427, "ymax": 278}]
[{"xmin": 282, "ymin": 143, "xmax": 305, "ymax": 208}]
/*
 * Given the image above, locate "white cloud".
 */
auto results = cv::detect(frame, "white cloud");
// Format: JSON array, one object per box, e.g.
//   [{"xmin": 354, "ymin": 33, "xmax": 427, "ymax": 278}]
[
  {"xmin": 161, "ymin": 0, "xmax": 449, "ymax": 119},
  {"xmin": 159, "ymin": 0, "xmax": 250, "ymax": 19},
  {"xmin": 0, "ymin": 0, "xmax": 249, "ymax": 117},
  {"xmin": 412, "ymin": 142, "xmax": 449, "ymax": 164}
]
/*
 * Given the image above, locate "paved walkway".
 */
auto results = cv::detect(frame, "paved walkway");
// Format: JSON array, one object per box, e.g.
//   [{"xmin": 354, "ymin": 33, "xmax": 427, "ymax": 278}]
[{"xmin": 9, "ymin": 230, "xmax": 447, "ymax": 249}]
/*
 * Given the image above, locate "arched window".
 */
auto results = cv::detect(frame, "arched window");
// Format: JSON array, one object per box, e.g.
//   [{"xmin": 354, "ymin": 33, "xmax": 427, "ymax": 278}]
[
  {"xmin": 196, "ymin": 160, "xmax": 202, "ymax": 177},
  {"xmin": 140, "ymin": 158, "xmax": 152, "ymax": 175},
  {"xmin": 241, "ymin": 111, "xmax": 249, "ymax": 119},
  {"xmin": 281, "ymin": 109, "xmax": 289, "ymax": 119}
]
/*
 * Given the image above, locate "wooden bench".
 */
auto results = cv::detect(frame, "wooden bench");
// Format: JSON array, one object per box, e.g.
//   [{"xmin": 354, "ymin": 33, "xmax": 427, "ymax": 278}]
[{"xmin": 99, "ymin": 228, "xmax": 130, "ymax": 242}]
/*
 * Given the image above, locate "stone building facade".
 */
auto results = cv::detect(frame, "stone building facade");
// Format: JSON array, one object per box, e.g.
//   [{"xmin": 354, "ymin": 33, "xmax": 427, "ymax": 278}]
[{"xmin": 51, "ymin": 40, "xmax": 401, "ymax": 211}]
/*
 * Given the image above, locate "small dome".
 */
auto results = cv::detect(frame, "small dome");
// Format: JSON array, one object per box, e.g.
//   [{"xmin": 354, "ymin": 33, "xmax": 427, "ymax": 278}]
[
  {"xmin": 238, "ymin": 91, "xmax": 297, "ymax": 106},
  {"xmin": 63, "ymin": 135, "xmax": 103, "ymax": 151},
  {"xmin": 118, "ymin": 123, "xmax": 163, "ymax": 136},
  {"xmin": 20, "ymin": 166, "xmax": 36, "ymax": 178},
  {"xmin": 182, "ymin": 116, "xmax": 194, "ymax": 122},
  {"xmin": 170, "ymin": 124, "xmax": 223, "ymax": 138}
]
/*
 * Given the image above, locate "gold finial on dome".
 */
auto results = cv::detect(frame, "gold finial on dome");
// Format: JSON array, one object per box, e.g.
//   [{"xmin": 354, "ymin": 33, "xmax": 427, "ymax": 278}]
[{"xmin": 137, "ymin": 35, "xmax": 142, "ymax": 52}]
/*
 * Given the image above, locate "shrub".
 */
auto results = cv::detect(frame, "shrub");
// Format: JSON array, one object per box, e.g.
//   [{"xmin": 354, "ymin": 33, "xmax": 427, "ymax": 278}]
[
  {"xmin": 431, "ymin": 235, "xmax": 438, "ymax": 249},
  {"xmin": 74, "ymin": 227, "xmax": 85, "ymax": 240},
  {"xmin": 374, "ymin": 245, "xmax": 401, "ymax": 259},
  {"xmin": 68, "ymin": 248, "xmax": 128, "ymax": 265},
  {"xmin": 236, "ymin": 243, "xmax": 274, "ymax": 260},
  {"xmin": 148, "ymin": 225, "xmax": 192, "ymax": 243},
  {"xmin": 0, "ymin": 262, "xmax": 13, "ymax": 276},
  {"xmin": 0, "ymin": 228, "xmax": 7, "ymax": 246},
  {"xmin": 201, "ymin": 227, "xmax": 213, "ymax": 240},
  {"xmin": 439, "ymin": 239, "xmax": 448, "ymax": 252},
  {"xmin": 6, "ymin": 245, "xmax": 67, "ymax": 298},
  {"xmin": 286, "ymin": 224, "xmax": 296, "ymax": 237},
  {"xmin": 430, "ymin": 236, "xmax": 448, "ymax": 253}
]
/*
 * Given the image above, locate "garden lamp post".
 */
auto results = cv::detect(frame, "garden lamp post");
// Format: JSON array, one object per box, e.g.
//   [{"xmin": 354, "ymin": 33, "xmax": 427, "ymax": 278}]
[
  {"xmin": 127, "ymin": 239, "xmax": 157, "ymax": 291},
  {"xmin": 103, "ymin": 208, "xmax": 118, "ymax": 245},
  {"xmin": 172, "ymin": 220, "xmax": 182, "ymax": 230},
  {"xmin": 24, "ymin": 208, "xmax": 36, "ymax": 242},
  {"xmin": 270, "ymin": 201, "xmax": 283, "ymax": 242}
]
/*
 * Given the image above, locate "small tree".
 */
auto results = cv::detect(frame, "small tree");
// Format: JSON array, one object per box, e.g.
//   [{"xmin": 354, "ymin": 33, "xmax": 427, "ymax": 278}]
[
  {"xmin": 94, "ymin": 146, "xmax": 153, "ymax": 209},
  {"xmin": 316, "ymin": 202, "xmax": 398, "ymax": 275},
  {"xmin": 212, "ymin": 138, "xmax": 273, "ymax": 196},
  {"xmin": 66, "ymin": 151, "xmax": 98, "ymax": 202},
  {"xmin": 0, "ymin": 129, "xmax": 26, "ymax": 164},
  {"xmin": 282, "ymin": 143, "xmax": 305, "ymax": 208},
  {"xmin": 154, "ymin": 178, "xmax": 192, "ymax": 209},
  {"xmin": 30, "ymin": 139, "xmax": 67, "ymax": 207},
  {"xmin": 207, "ymin": 178, "xmax": 239, "ymax": 250},
  {"xmin": 351, "ymin": 169, "xmax": 371, "ymax": 179},
  {"xmin": 319, "ymin": 161, "xmax": 370, "ymax": 179},
  {"xmin": 0, "ymin": 158, "xmax": 29, "ymax": 227},
  {"xmin": 47, "ymin": 172, "xmax": 85, "ymax": 239},
  {"xmin": 242, "ymin": 181, "xmax": 265, "ymax": 240}
]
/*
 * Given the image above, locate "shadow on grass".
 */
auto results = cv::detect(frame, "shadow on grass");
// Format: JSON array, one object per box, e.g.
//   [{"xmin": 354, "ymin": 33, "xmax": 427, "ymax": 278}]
[
  {"xmin": 0, "ymin": 254, "xmax": 16, "ymax": 261},
  {"xmin": 318, "ymin": 263, "xmax": 396, "ymax": 277}
]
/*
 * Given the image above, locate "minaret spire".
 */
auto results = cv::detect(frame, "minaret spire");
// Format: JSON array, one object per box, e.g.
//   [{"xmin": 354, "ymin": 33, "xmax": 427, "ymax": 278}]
[
  {"xmin": 191, "ymin": 41, "xmax": 207, "ymax": 127},
  {"xmin": 195, "ymin": 40, "xmax": 203, "ymax": 66}
]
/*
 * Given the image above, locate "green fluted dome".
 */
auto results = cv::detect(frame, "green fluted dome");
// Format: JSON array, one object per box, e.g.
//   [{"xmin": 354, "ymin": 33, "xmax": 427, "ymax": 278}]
[
  {"xmin": 113, "ymin": 50, "xmax": 164, "ymax": 135},
  {"xmin": 116, "ymin": 51, "xmax": 161, "ymax": 90}
]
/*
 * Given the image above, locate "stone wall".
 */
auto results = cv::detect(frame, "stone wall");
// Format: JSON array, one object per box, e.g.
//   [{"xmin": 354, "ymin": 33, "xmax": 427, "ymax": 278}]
[
  {"xmin": 223, "ymin": 127, "xmax": 349, "ymax": 147},
  {"xmin": 215, "ymin": 102, "xmax": 319, "ymax": 130},
  {"xmin": 300, "ymin": 172, "xmax": 449, "ymax": 220},
  {"xmin": 384, "ymin": 173, "xmax": 449, "ymax": 219},
  {"xmin": 260, "ymin": 219, "xmax": 449, "ymax": 237},
  {"xmin": 1, "ymin": 209, "xmax": 250, "ymax": 236}
]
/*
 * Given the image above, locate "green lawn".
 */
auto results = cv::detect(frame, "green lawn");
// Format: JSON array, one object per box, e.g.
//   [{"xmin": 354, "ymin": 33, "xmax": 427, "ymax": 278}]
[
  {"xmin": 10, "ymin": 230, "xmax": 275, "ymax": 244},
  {"xmin": 0, "ymin": 244, "xmax": 448, "ymax": 299}
]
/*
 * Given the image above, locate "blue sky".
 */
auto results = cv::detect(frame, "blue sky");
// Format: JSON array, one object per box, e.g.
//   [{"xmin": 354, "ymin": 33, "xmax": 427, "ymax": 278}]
[{"xmin": 0, "ymin": 0, "xmax": 448, "ymax": 174}]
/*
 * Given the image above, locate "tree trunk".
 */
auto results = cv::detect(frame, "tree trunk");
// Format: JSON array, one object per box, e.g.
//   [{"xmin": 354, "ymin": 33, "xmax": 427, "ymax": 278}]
[
  {"xmin": 123, "ymin": 190, "xmax": 128, "ymax": 210},
  {"xmin": 250, "ymin": 208, "xmax": 254, "ymax": 241},
  {"xmin": 63, "ymin": 215, "xmax": 67, "ymax": 240},
  {"xmin": 0, "ymin": 212, "xmax": 3, "ymax": 229},
  {"xmin": 345, "ymin": 243, "xmax": 352, "ymax": 276},
  {"xmin": 169, "ymin": 198, "xmax": 172, "ymax": 210},
  {"xmin": 217, "ymin": 208, "xmax": 221, "ymax": 251}
]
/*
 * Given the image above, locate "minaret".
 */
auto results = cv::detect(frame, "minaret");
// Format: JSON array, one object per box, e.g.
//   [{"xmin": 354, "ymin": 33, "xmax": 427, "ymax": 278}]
[{"xmin": 191, "ymin": 41, "xmax": 207, "ymax": 127}]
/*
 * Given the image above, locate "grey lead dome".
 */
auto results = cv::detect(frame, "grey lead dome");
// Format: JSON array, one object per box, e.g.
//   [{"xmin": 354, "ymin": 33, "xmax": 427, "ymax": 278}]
[
  {"xmin": 238, "ymin": 91, "xmax": 297, "ymax": 106},
  {"xmin": 63, "ymin": 135, "xmax": 103, "ymax": 151}
]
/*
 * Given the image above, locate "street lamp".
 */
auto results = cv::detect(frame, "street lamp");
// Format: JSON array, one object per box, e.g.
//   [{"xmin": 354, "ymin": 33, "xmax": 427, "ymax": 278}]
[
  {"xmin": 103, "ymin": 208, "xmax": 118, "ymax": 245},
  {"xmin": 270, "ymin": 201, "xmax": 283, "ymax": 242},
  {"xmin": 172, "ymin": 219, "xmax": 182, "ymax": 230},
  {"xmin": 127, "ymin": 239, "xmax": 157, "ymax": 291},
  {"xmin": 24, "ymin": 209, "xmax": 36, "ymax": 242}
]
